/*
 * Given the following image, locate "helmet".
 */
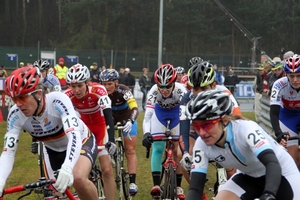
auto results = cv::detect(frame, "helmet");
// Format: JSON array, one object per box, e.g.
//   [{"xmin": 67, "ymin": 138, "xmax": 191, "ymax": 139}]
[
  {"xmin": 154, "ymin": 64, "xmax": 177, "ymax": 86},
  {"xmin": 188, "ymin": 61, "xmax": 215, "ymax": 88},
  {"xmin": 33, "ymin": 59, "xmax": 50, "ymax": 71},
  {"xmin": 99, "ymin": 69, "xmax": 119, "ymax": 82},
  {"xmin": 180, "ymin": 74, "xmax": 193, "ymax": 90},
  {"xmin": 284, "ymin": 54, "xmax": 300, "ymax": 73},
  {"xmin": 66, "ymin": 63, "xmax": 90, "ymax": 84},
  {"xmin": 185, "ymin": 90, "xmax": 232, "ymax": 121},
  {"xmin": 176, "ymin": 66, "xmax": 185, "ymax": 74},
  {"xmin": 188, "ymin": 57, "xmax": 204, "ymax": 68},
  {"xmin": 5, "ymin": 66, "xmax": 43, "ymax": 97}
]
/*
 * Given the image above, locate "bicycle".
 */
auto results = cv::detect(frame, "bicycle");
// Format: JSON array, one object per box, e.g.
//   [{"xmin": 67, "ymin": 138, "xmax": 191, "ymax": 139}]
[
  {"xmin": 146, "ymin": 120, "xmax": 179, "ymax": 200},
  {"xmin": 0, "ymin": 178, "xmax": 78, "ymax": 200},
  {"xmin": 32, "ymin": 143, "xmax": 105, "ymax": 199},
  {"xmin": 207, "ymin": 160, "xmax": 227, "ymax": 200},
  {"xmin": 114, "ymin": 122, "xmax": 131, "ymax": 200}
]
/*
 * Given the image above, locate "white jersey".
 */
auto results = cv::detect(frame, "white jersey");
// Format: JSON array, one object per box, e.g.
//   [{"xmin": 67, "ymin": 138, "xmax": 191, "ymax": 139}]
[
  {"xmin": 143, "ymin": 82, "xmax": 187, "ymax": 133},
  {"xmin": 270, "ymin": 76, "xmax": 300, "ymax": 110},
  {"xmin": 146, "ymin": 82, "xmax": 187, "ymax": 109},
  {"xmin": 0, "ymin": 92, "xmax": 90, "ymax": 183},
  {"xmin": 191, "ymin": 120, "xmax": 296, "ymax": 178},
  {"xmin": 43, "ymin": 74, "xmax": 62, "ymax": 92}
]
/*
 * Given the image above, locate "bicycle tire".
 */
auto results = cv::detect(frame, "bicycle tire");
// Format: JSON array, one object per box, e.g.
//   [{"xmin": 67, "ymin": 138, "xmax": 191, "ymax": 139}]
[
  {"xmin": 115, "ymin": 147, "xmax": 124, "ymax": 200},
  {"xmin": 162, "ymin": 163, "xmax": 177, "ymax": 200},
  {"xmin": 90, "ymin": 162, "xmax": 105, "ymax": 200},
  {"xmin": 121, "ymin": 168, "xmax": 130, "ymax": 200},
  {"xmin": 38, "ymin": 141, "xmax": 45, "ymax": 178}
]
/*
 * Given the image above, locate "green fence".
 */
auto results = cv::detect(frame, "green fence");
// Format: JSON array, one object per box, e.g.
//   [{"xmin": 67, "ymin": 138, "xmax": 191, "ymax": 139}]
[{"xmin": 0, "ymin": 46, "xmax": 253, "ymax": 74}]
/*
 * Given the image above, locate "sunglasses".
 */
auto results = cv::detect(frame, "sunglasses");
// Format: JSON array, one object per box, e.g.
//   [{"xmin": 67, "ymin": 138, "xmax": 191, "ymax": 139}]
[
  {"xmin": 11, "ymin": 89, "xmax": 41, "ymax": 104},
  {"xmin": 158, "ymin": 84, "xmax": 173, "ymax": 90},
  {"xmin": 191, "ymin": 118, "xmax": 222, "ymax": 132}
]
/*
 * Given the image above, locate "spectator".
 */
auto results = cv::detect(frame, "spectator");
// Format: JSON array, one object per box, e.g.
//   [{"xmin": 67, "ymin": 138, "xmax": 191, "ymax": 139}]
[
  {"xmin": 267, "ymin": 59, "xmax": 285, "ymax": 94},
  {"xmin": 119, "ymin": 68, "xmax": 127, "ymax": 85},
  {"xmin": 253, "ymin": 64, "xmax": 267, "ymax": 122},
  {"xmin": 283, "ymin": 51, "xmax": 294, "ymax": 60},
  {"xmin": 19, "ymin": 62, "xmax": 24, "ymax": 68},
  {"xmin": 54, "ymin": 57, "xmax": 68, "ymax": 89},
  {"xmin": 125, "ymin": 68, "xmax": 136, "ymax": 95},
  {"xmin": 213, "ymin": 64, "xmax": 224, "ymax": 85},
  {"xmin": 90, "ymin": 62, "xmax": 101, "ymax": 83},
  {"xmin": 279, "ymin": 47, "xmax": 285, "ymax": 60},
  {"xmin": 139, "ymin": 68, "xmax": 152, "ymax": 111},
  {"xmin": 101, "ymin": 66, "xmax": 106, "ymax": 71},
  {"xmin": 0, "ymin": 66, "xmax": 8, "ymax": 78},
  {"xmin": 262, "ymin": 61, "xmax": 273, "ymax": 94},
  {"xmin": 224, "ymin": 69, "xmax": 240, "ymax": 95}
]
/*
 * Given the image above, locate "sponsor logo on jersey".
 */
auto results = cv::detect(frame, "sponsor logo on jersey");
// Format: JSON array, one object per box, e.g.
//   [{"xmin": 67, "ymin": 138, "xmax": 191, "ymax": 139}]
[{"xmin": 215, "ymin": 155, "xmax": 225, "ymax": 162}]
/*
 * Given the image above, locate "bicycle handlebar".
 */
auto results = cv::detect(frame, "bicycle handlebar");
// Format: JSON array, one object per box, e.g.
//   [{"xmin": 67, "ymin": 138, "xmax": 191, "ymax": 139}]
[
  {"xmin": 115, "ymin": 122, "xmax": 132, "ymax": 141},
  {"xmin": 0, "ymin": 179, "xmax": 78, "ymax": 200},
  {"xmin": 145, "ymin": 136, "xmax": 179, "ymax": 159},
  {"xmin": 0, "ymin": 179, "xmax": 54, "ymax": 200}
]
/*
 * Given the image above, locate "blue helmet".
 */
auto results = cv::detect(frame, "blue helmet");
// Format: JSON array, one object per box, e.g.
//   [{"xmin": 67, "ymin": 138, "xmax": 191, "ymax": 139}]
[
  {"xmin": 284, "ymin": 54, "xmax": 300, "ymax": 74},
  {"xmin": 99, "ymin": 69, "xmax": 119, "ymax": 81}
]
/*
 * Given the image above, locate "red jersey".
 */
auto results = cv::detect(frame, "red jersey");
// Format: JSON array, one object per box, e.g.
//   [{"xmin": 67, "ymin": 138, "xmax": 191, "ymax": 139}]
[{"xmin": 64, "ymin": 83, "xmax": 112, "ymax": 147}]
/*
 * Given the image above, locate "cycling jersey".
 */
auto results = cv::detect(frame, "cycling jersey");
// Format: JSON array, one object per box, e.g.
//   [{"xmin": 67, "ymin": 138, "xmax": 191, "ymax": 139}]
[
  {"xmin": 270, "ymin": 77, "xmax": 300, "ymax": 145},
  {"xmin": 144, "ymin": 82, "xmax": 187, "ymax": 138},
  {"xmin": 64, "ymin": 83, "xmax": 114, "ymax": 152},
  {"xmin": 0, "ymin": 92, "xmax": 97, "ymax": 183},
  {"xmin": 109, "ymin": 84, "xmax": 138, "ymax": 124},
  {"xmin": 189, "ymin": 119, "xmax": 300, "ymax": 199},
  {"xmin": 179, "ymin": 85, "xmax": 241, "ymax": 152},
  {"xmin": 43, "ymin": 74, "xmax": 62, "ymax": 92}
]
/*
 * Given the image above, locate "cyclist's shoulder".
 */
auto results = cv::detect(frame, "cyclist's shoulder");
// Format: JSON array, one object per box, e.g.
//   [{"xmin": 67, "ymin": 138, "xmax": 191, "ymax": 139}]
[
  {"xmin": 272, "ymin": 77, "xmax": 288, "ymax": 89},
  {"xmin": 89, "ymin": 83, "xmax": 108, "ymax": 96},
  {"xmin": 64, "ymin": 88, "xmax": 73, "ymax": 97}
]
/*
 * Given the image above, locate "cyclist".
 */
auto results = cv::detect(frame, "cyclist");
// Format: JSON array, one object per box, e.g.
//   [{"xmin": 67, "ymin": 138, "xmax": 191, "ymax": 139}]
[
  {"xmin": 99, "ymin": 69, "xmax": 139, "ymax": 196},
  {"xmin": 270, "ymin": 54, "xmax": 300, "ymax": 170},
  {"xmin": 34, "ymin": 59, "xmax": 62, "ymax": 93},
  {"xmin": 185, "ymin": 90, "xmax": 300, "ymax": 200},
  {"xmin": 142, "ymin": 64, "xmax": 187, "ymax": 200},
  {"xmin": 31, "ymin": 59, "xmax": 62, "ymax": 154},
  {"xmin": 176, "ymin": 66, "xmax": 186, "ymax": 82},
  {"xmin": 0, "ymin": 66, "xmax": 99, "ymax": 200},
  {"xmin": 64, "ymin": 63, "xmax": 116, "ymax": 200}
]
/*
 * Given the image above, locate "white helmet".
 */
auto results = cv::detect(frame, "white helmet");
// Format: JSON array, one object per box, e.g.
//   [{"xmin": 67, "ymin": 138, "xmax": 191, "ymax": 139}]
[{"xmin": 66, "ymin": 63, "xmax": 90, "ymax": 84}]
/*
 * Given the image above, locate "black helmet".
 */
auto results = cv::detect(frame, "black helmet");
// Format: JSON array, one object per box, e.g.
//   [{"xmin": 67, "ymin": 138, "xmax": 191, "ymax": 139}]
[
  {"xmin": 186, "ymin": 90, "xmax": 232, "ymax": 120},
  {"xmin": 188, "ymin": 61, "xmax": 215, "ymax": 88},
  {"xmin": 188, "ymin": 57, "xmax": 204, "ymax": 68},
  {"xmin": 33, "ymin": 59, "xmax": 50, "ymax": 71}
]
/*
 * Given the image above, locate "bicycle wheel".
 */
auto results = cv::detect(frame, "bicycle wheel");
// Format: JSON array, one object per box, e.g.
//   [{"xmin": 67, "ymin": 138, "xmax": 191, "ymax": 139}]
[
  {"xmin": 90, "ymin": 162, "xmax": 105, "ymax": 200},
  {"xmin": 38, "ymin": 141, "xmax": 45, "ymax": 178},
  {"xmin": 115, "ymin": 148, "xmax": 123, "ymax": 200},
  {"xmin": 162, "ymin": 163, "xmax": 177, "ymax": 200},
  {"xmin": 121, "ymin": 168, "xmax": 130, "ymax": 200}
]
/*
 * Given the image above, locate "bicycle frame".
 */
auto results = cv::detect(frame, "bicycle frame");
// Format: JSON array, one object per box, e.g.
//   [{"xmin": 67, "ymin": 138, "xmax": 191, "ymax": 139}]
[
  {"xmin": 146, "ymin": 120, "xmax": 179, "ymax": 200},
  {"xmin": 114, "ymin": 122, "xmax": 131, "ymax": 200},
  {"xmin": 0, "ymin": 179, "xmax": 78, "ymax": 200}
]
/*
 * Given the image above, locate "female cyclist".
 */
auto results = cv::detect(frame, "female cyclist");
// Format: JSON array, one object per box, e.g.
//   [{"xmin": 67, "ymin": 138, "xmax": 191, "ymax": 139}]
[
  {"xmin": 99, "ymin": 69, "xmax": 139, "ymax": 195},
  {"xmin": 65, "ymin": 64, "xmax": 116, "ymax": 200},
  {"xmin": 186, "ymin": 90, "xmax": 300, "ymax": 200},
  {"xmin": 270, "ymin": 54, "xmax": 300, "ymax": 170},
  {"xmin": 142, "ymin": 64, "xmax": 187, "ymax": 199},
  {"xmin": 0, "ymin": 66, "xmax": 99, "ymax": 200}
]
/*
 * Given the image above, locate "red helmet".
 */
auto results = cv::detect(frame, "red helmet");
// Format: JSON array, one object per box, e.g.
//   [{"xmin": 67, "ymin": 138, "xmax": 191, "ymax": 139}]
[
  {"xmin": 5, "ymin": 66, "xmax": 43, "ymax": 97},
  {"xmin": 180, "ymin": 74, "xmax": 193, "ymax": 90},
  {"xmin": 154, "ymin": 64, "xmax": 177, "ymax": 86},
  {"xmin": 284, "ymin": 54, "xmax": 300, "ymax": 73}
]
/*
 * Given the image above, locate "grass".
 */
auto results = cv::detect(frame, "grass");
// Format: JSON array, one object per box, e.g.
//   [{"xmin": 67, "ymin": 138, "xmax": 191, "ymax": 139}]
[{"xmin": 0, "ymin": 112, "xmax": 255, "ymax": 199}]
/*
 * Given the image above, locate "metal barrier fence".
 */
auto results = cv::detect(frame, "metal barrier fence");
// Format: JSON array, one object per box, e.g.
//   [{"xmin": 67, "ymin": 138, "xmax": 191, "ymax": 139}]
[{"xmin": 255, "ymin": 92, "xmax": 274, "ymax": 137}]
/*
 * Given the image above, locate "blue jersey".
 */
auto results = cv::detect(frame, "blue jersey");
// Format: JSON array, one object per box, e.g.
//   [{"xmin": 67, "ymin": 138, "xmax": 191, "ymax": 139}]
[{"xmin": 43, "ymin": 74, "xmax": 62, "ymax": 92}]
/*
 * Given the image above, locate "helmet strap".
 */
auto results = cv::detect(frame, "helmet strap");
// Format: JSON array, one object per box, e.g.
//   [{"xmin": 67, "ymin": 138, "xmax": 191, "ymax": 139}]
[
  {"xmin": 32, "ymin": 94, "xmax": 45, "ymax": 117},
  {"xmin": 215, "ymin": 130, "xmax": 225, "ymax": 145}
]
